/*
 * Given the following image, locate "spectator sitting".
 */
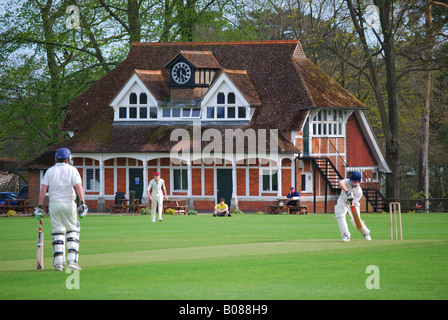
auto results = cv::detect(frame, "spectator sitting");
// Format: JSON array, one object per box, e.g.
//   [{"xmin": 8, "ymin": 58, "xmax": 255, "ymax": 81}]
[
  {"xmin": 213, "ymin": 198, "xmax": 230, "ymax": 217},
  {"xmin": 286, "ymin": 187, "xmax": 300, "ymax": 206}
]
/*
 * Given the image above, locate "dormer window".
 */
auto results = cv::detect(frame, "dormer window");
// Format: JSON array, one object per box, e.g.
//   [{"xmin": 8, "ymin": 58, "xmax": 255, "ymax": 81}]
[
  {"xmin": 205, "ymin": 91, "xmax": 249, "ymax": 120},
  {"xmin": 118, "ymin": 92, "xmax": 158, "ymax": 120}
]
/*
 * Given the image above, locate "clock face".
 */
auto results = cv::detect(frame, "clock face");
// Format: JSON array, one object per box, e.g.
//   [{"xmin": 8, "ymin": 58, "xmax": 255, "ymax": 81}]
[{"xmin": 171, "ymin": 62, "xmax": 192, "ymax": 84}]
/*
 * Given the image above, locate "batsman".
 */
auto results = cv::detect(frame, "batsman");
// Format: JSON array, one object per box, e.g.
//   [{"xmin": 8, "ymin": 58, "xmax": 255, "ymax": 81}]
[
  {"xmin": 334, "ymin": 171, "xmax": 371, "ymax": 242},
  {"xmin": 34, "ymin": 148, "xmax": 88, "ymax": 271}
]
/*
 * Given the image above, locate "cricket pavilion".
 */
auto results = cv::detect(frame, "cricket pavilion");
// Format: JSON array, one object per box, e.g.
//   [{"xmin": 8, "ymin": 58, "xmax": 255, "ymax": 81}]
[{"xmin": 25, "ymin": 40, "xmax": 390, "ymax": 213}]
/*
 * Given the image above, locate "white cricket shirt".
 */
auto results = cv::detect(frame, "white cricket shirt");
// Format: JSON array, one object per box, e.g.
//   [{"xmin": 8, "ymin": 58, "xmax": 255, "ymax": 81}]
[
  {"xmin": 41, "ymin": 163, "xmax": 82, "ymax": 202},
  {"xmin": 147, "ymin": 178, "xmax": 166, "ymax": 196},
  {"xmin": 339, "ymin": 179, "xmax": 363, "ymax": 203}
]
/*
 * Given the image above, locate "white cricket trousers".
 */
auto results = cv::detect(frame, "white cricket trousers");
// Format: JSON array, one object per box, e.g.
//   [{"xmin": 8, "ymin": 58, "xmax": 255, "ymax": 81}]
[
  {"xmin": 334, "ymin": 197, "xmax": 370, "ymax": 239},
  {"xmin": 49, "ymin": 201, "xmax": 80, "ymax": 266},
  {"xmin": 151, "ymin": 194, "xmax": 164, "ymax": 221}
]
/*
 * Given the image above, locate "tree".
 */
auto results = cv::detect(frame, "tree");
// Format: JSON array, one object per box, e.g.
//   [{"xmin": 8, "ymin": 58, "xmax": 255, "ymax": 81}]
[{"xmin": 344, "ymin": 0, "xmax": 402, "ymax": 200}]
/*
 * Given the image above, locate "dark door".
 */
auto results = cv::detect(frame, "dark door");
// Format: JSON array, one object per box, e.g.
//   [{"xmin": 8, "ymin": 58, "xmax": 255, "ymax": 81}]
[
  {"xmin": 217, "ymin": 169, "xmax": 233, "ymax": 208},
  {"xmin": 129, "ymin": 168, "xmax": 143, "ymax": 201},
  {"xmin": 302, "ymin": 118, "xmax": 309, "ymax": 157}
]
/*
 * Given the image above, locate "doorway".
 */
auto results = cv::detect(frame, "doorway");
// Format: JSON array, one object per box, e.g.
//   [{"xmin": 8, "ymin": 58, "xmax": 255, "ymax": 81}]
[
  {"xmin": 216, "ymin": 169, "xmax": 233, "ymax": 208},
  {"xmin": 129, "ymin": 168, "xmax": 143, "ymax": 201}
]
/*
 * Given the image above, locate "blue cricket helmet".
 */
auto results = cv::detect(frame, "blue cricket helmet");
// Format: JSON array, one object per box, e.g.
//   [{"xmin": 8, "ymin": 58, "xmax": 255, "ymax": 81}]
[
  {"xmin": 350, "ymin": 171, "xmax": 362, "ymax": 182},
  {"xmin": 55, "ymin": 148, "xmax": 72, "ymax": 162}
]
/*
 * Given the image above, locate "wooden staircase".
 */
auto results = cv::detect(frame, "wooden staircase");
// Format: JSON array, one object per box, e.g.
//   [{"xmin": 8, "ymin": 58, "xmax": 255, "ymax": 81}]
[
  {"xmin": 363, "ymin": 188, "xmax": 388, "ymax": 212},
  {"xmin": 311, "ymin": 157, "xmax": 343, "ymax": 191}
]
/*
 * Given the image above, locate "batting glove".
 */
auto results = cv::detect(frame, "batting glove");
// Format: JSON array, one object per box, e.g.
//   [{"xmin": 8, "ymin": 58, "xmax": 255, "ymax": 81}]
[
  {"xmin": 77, "ymin": 201, "xmax": 88, "ymax": 219},
  {"xmin": 346, "ymin": 191, "xmax": 354, "ymax": 201},
  {"xmin": 34, "ymin": 206, "xmax": 44, "ymax": 220}
]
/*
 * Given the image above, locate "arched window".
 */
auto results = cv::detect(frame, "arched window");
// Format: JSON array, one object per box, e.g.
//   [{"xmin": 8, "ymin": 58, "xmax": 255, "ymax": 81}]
[
  {"xmin": 129, "ymin": 93, "xmax": 137, "ymax": 104},
  {"xmin": 140, "ymin": 93, "xmax": 147, "ymax": 104},
  {"xmin": 217, "ymin": 92, "xmax": 225, "ymax": 104},
  {"xmin": 228, "ymin": 92, "xmax": 235, "ymax": 104}
]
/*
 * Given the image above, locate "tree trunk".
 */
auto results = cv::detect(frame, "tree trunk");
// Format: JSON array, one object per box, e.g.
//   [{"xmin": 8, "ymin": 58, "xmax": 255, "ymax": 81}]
[
  {"xmin": 345, "ymin": 0, "xmax": 400, "ymax": 200},
  {"xmin": 418, "ymin": 1, "xmax": 433, "ymax": 213}
]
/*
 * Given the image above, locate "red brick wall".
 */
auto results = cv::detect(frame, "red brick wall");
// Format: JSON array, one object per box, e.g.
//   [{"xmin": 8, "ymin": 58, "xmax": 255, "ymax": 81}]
[
  {"xmin": 204, "ymin": 168, "xmax": 214, "ymax": 195},
  {"xmin": 237, "ymin": 168, "xmax": 246, "ymax": 195},
  {"xmin": 192, "ymin": 168, "xmax": 201, "ymax": 195},
  {"xmin": 346, "ymin": 115, "xmax": 376, "ymax": 167},
  {"xmin": 28, "ymin": 170, "xmax": 42, "ymax": 206}
]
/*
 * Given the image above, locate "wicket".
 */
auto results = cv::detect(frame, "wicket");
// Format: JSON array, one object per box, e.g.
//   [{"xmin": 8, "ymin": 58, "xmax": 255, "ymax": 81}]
[{"xmin": 389, "ymin": 202, "xmax": 403, "ymax": 240}]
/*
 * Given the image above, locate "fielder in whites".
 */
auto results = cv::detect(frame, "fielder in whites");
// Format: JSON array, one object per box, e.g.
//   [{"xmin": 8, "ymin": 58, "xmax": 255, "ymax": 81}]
[
  {"xmin": 334, "ymin": 171, "xmax": 371, "ymax": 242},
  {"xmin": 34, "ymin": 148, "xmax": 88, "ymax": 271},
  {"xmin": 147, "ymin": 172, "xmax": 168, "ymax": 222}
]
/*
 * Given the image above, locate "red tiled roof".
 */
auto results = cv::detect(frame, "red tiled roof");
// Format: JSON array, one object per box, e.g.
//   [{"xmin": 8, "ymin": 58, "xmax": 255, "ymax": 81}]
[
  {"xmin": 217, "ymin": 69, "xmax": 261, "ymax": 106},
  {"xmin": 179, "ymin": 50, "xmax": 221, "ymax": 69},
  {"xmin": 134, "ymin": 70, "xmax": 170, "ymax": 100},
  {"xmin": 60, "ymin": 40, "xmax": 365, "ymax": 133}
]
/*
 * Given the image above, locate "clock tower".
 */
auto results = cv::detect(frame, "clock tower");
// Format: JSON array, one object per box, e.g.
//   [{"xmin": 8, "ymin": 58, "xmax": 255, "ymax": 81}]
[{"xmin": 165, "ymin": 51, "xmax": 221, "ymax": 101}]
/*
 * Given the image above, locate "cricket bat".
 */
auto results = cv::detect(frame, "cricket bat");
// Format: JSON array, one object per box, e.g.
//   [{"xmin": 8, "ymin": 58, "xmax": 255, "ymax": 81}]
[
  {"xmin": 36, "ymin": 218, "xmax": 44, "ymax": 271},
  {"xmin": 350, "ymin": 202, "xmax": 363, "ymax": 230}
]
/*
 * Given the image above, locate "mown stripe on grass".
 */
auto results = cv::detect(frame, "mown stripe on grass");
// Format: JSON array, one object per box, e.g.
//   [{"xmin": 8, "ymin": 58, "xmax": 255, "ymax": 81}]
[{"xmin": 0, "ymin": 239, "xmax": 421, "ymax": 272}]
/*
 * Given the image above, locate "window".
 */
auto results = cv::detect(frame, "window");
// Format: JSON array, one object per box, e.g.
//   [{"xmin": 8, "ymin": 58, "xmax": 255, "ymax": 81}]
[
  {"xmin": 228, "ymin": 92, "xmax": 235, "ymax": 104},
  {"xmin": 149, "ymin": 107, "xmax": 158, "ymax": 119},
  {"xmin": 262, "ymin": 169, "xmax": 278, "ymax": 192},
  {"xmin": 116, "ymin": 92, "xmax": 158, "ymax": 120},
  {"xmin": 207, "ymin": 107, "xmax": 214, "ymax": 119},
  {"xmin": 217, "ymin": 92, "xmax": 225, "ymax": 104},
  {"xmin": 301, "ymin": 173, "xmax": 313, "ymax": 193},
  {"xmin": 238, "ymin": 107, "xmax": 246, "ymax": 118},
  {"xmin": 140, "ymin": 93, "xmax": 147, "ymax": 104},
  {"xmin": 217, "ymin": 106, "xmax": 225, "ymax": 118},
  {"xmin": 311, "ymin": 110, "xmax": 344, "ymax": 136},
  {"xmin": 228, "ymin": 107, "xmax": 235, "ymax": 118},
  {"xmin": 205, "ymin": 106, "xmax": 248, "ymax": 120},
  {"xmin": 139, "ymin": 107, "xmax": 148, "ymax": 119},
  {"xmin": 173, "ymin": 169, "xmax": 188, "ymax": 191},
  {"xmin": 181, "ymin": 108, "xmax": 201, "ymax": 118},
  {"xmin": 162, "ymin": 108, "xmax": 198, "ymax": 119},
  {"xmin": 119, "ymin": 107, "xmax": 127, "ymax": 119},
  {"xmin": 86, "ymin": 168, "xmax": 100, "ymax": 191}
]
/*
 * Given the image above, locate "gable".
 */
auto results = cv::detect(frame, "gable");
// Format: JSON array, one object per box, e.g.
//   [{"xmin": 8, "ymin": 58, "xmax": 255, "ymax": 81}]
[
  {"xmin": 202, "ymin": 70, "xmax": 258, "ymax": 108},
  {"xmin": 109, "ymin": 72, "xmax": 159, "ymax": 107}
]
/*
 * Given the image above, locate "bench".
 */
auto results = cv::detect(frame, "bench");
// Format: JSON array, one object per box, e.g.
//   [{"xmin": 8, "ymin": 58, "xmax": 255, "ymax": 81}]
[
  {"xmin": 163, "ymin": 200, "xmax": 188, "ymax": 215},
  {"xmin": 268, "ymin": 205, "xmax": 308, "ymax": 215},
  {"xmin": 110, "ymin": 199, "xmax": 147, "ymax": 214},
  {"xmin": 110, "ymin": 204, "xmax": 129, "ymax": 214}
]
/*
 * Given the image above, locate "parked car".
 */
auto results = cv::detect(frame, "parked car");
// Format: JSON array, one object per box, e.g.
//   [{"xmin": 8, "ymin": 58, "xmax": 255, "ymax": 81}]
[{"xmin": 0, "ymin": 192, "xmax": 19, "ymax": 206}]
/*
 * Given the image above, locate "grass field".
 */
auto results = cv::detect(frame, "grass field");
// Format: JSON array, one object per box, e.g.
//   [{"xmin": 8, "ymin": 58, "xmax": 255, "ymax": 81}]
[{"xmin": 1, "ymin": 212, "xmax": 448, "ymax": 300}]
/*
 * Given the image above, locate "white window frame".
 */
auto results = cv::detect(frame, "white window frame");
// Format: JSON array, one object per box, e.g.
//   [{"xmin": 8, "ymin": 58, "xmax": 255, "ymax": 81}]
[
  {"xmin": 172, "ymin": 168, "xmax": 188, "ymax": 192},
  {"xmin": 301, "ymin": 172, "xmax": 313, "ymax": 193},
  {"xmin": 86, "ymin": 168, "xmax": 100, "ymax": 191},
  {"xmin": 311, "ymin": 110, "xmax": 346, "ymax": 137},
  {"xmin": 260, "ymin": 168, "xmax": 278, "ymax": 192}
]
